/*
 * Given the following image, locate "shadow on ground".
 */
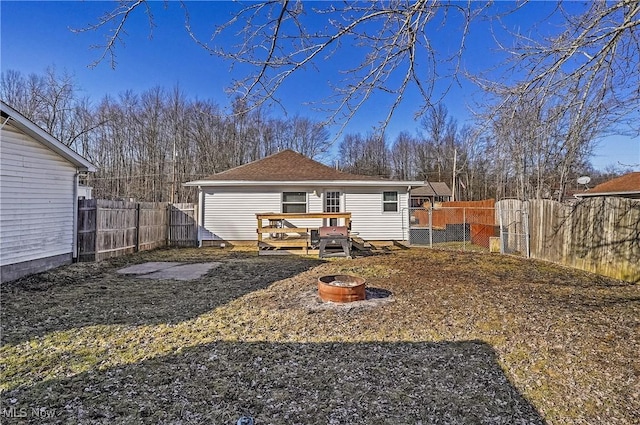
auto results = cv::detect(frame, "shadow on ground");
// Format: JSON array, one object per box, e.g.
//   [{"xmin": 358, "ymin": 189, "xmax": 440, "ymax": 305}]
[
  {"xmin": 0, "ymin": 340, "xmax": 546, "ymax": 424},
  {"xmin": 1, "ymin": 250, "xmax": 323, "ymax": 345}
]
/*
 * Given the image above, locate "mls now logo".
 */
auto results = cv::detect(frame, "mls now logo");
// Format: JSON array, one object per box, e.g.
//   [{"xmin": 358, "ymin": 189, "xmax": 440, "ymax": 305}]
[{"xmin": 1, "ymin": 407, "xmax": 57, "ymax": 418}]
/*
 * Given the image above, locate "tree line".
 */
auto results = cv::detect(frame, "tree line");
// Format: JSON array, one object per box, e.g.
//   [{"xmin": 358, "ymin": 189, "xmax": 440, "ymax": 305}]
[{"xmin": 1, "ymin": 68, "xmax": 628, "ymax": 203}]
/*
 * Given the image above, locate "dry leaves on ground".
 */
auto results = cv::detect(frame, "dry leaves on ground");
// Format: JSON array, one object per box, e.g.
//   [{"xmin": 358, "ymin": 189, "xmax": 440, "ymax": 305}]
[{"xmin": 1, "ymin": 247, "xmax": 638, "ymax": 424}]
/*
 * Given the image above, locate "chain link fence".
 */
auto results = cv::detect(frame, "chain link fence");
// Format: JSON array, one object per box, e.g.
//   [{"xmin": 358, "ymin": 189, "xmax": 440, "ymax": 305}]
[{"xmin": 406, "ymin": 201, "xmax": 530, "ymax": 257}]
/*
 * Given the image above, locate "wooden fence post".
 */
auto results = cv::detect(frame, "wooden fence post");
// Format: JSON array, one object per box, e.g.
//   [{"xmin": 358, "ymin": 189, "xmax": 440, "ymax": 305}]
[
  {"xmin": 135, "ymin": 203, "xmax": 141, "ymax": 252},
  {"xmin": 165, "ymin": 202, "xmax": 173, "ymax": 247}
]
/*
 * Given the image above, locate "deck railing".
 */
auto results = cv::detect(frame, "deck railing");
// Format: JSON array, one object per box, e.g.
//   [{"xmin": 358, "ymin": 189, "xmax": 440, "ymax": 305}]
[
  {"xmin": 256, "ymin": 212, "xmax": 351, "ymax": 242},
  {"xmin": 255, "ymin": 213, "xmax": 352, "ymax": 255}
]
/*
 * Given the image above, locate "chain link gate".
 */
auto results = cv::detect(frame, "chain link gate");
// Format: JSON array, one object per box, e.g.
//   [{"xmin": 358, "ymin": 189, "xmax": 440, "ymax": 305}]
[{"xmin": 496, "ymin": 200, "xmax": 530, "ymax": 257}]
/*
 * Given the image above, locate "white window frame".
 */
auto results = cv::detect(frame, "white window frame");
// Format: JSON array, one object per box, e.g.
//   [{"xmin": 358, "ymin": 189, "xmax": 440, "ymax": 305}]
[
  {"xmin": 282, "ymin": 191, "xmax": 307, "ymax": 213},
  {"xmin": 382, "ymin": 191, "xmax": 399, "ymax": 212},
  {"xmin": 324, "ymin": 191, "xmax": 341, "ymax": 213}
]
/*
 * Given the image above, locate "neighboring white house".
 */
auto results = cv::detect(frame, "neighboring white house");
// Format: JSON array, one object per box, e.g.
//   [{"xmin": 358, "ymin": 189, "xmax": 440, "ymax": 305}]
[
  {"xmin": 1, "ymin": 101, "xmax": 97, "ymax": 282},
  {"xmin": 184, "ymin": 150, "xmax": 424, "ymax": 243}
]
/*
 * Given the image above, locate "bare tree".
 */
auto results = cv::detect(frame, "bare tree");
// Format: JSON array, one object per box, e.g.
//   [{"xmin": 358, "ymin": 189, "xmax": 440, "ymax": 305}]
[
  {"xmin": 455, "ymin": 124, "xmax": 491, "ymax": 201},
  {"xmin": 71, "ymin": 1, "xmax": 637, "ymax": 197},
  {"xmin": 337, "ymin": 133, "xmax": 365, "ymax": 173},
  {"xmin": 390, "ymin": 131, "xmax": 418, "ymax": 180},
  {"xmin": 186, "ymin": 99, "xmax": 227, "ymax": 175},
  {"xmin": 89, "ymin": 93, "xmax": 138, "ymax": 199},
  {"xmin": 0, "ymin": 68, "xmax": 103, "ymax": 149},
  {"xmin": 476, "ymin": 0, "xmax": 639, "ymax": 199},
  {"xmin": 416, "ymin": 104, "xmax": 457, "ymax": 183},
  {"xmin": 338, "ymin": 132, "xmax": 391, "ymax": 177},
  {"xmin": 497, "ymin": 1, "xmax": 638, "ymax": 132},
  {"xmin": 75, "ymin": 0, "xmax": 489, "ymax": 133},
  {"xmin": 267, "ymin": 115, "xmax": 330, "ymax": 158},
  {"xmin": 1, "ymin": 70, "xmax": 33, "ymax": 113}
]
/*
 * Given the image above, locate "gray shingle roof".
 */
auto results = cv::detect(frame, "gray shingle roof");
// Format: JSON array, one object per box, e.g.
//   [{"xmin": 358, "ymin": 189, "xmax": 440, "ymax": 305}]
[{"xmin": 411, "ymin": 182, "xmax": 451, "ymax": 197}]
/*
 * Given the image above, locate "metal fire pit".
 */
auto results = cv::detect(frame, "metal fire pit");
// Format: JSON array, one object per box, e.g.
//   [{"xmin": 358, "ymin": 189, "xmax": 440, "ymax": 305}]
[
  {"xmin": 318, "ymin": 274, "xmax": 366, "ymax": 303},
  {"xmin": 316, "ymin": 226, "xmax": 351, "ymax": 258}
]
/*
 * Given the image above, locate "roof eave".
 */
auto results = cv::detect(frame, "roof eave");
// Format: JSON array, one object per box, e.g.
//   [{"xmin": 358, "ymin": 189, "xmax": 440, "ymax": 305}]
[
  {"xmin": 184, "ymin": 180, "xmax": 424, "ymax": 187},
  {"xmin": 574, "ymin": 190, "xmax": 640, "ymax": 198}
]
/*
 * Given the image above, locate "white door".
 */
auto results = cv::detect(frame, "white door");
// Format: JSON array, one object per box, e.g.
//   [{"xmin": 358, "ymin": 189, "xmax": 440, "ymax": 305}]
[{"xmin": 324, "ymin": 190, "xmax": 341, "ymax": 226}]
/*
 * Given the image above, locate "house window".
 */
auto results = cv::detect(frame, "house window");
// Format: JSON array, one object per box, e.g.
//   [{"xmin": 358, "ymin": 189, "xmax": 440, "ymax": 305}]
[
  {"xmin": 383, "ymin": 191, "xmax": 398, "ymax": 212},
  {"xmin": 282, "ymin": 191, "xmax": 307, "ymax": 213}
]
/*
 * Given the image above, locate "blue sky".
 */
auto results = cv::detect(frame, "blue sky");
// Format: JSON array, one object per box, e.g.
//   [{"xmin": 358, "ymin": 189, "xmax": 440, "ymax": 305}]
[{"xmin": 1, "ymin": 0, "xmax": 638, "ymax": 171}]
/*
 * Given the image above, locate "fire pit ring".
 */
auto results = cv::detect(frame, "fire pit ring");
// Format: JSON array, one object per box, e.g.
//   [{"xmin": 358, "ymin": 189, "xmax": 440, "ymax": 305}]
[{"xmin": 318, "ymin": 274, "xmax": 366, "ymax": 303}]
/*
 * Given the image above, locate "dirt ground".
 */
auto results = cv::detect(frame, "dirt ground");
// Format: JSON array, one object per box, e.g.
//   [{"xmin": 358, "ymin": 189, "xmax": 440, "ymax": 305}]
[{"xmin": 1, "ymin": 247, "xmax": 638, "ymax": 424}]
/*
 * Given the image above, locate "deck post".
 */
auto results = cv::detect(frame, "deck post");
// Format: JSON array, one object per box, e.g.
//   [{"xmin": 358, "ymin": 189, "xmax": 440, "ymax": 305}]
[{"xmin": 256, "ymin": 215, "xmax": 263, "ymax": 243}]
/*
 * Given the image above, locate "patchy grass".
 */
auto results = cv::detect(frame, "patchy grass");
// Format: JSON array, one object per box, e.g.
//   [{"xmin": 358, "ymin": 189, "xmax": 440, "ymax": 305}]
[
  {"xmin": 430, "ymin": 241, "xmax": 489, "ymax": 252},
  {"xmin": 1, "ymin": 248, "xmax": 638, "ymax": 424}
]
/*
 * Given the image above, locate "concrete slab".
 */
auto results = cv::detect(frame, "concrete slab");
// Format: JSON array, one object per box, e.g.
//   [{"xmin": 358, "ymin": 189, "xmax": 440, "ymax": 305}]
[
  {"xmin": 117, "ymin": 262, "xmax": 184, "ymax": 275},
  {"xmin": 136, "ymin": 262, "xmax": 222, "ymax": 281}
]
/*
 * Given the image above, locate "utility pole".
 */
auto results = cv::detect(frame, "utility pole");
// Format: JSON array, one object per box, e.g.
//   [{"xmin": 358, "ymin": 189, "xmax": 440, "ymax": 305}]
[
  {"xmin": 170, "ymin": 137, "xmax": 176, "ymax": 204},
  {"xmin": 451, "ymin": 148, "xmax": 457, "ymax": 202}
]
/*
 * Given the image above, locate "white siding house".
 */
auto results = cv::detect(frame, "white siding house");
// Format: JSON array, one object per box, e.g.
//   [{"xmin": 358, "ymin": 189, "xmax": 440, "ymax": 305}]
[
  {"xmin": 1, "ymin": 101, "xmax": 96, "ymax": 282},
  {"xmin": 184, "ymin": 150, "xmax": 423, "ymax": 244}
]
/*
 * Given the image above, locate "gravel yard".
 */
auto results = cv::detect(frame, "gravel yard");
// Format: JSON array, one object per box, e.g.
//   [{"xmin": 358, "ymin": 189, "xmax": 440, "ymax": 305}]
[{"xmin": 1, "ymin": 247, "xmax": 638, "ymax": 424}]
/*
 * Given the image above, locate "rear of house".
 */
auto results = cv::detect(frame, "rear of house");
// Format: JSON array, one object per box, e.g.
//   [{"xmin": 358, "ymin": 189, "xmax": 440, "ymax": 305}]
[
  {"xmin": 199, "ymin": 184, "xmax": 413, "ymax": 241},
  {"xmin": 185, "ymin": 150, "xmax": 423, "ymax": 244},
  {"xmin": 1, "ymin": 101, "xmax": 96, "ymax": 282}
]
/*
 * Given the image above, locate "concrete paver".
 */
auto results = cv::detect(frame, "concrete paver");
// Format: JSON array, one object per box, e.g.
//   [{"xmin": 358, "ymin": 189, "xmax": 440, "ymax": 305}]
[
  {"xmin": 137, "ymin": 262, "xmax": 221, "ymax": 281},
  {"xmin": 117, "ymin": 262, "xmax": 221, "ymax": 281},
  {"xmin": 116, "ymin": 262, "xmax": 184, "ymax": 275}
]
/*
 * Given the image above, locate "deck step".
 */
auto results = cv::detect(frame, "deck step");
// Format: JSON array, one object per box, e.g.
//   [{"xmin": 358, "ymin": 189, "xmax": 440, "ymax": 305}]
[
  {"xmin": 259, "ymin": 249, "xmax": 319, "ymax": 256},
  {"xmin": 351, "ymin": 236, "xmax": 371, "ymax": 251},
  {"xmin": 259, "ymin": 240, "xmax": 308, "ymax": 248}
]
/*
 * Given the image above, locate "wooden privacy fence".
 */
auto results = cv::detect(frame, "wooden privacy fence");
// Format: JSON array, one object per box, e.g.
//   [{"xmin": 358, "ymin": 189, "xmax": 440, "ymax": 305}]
[
  {"xmin": 527, "ymin": 197, "xmax": 639, "ymax": 283},
  {"xmin": 77, "ymin": 200, "xmax": 198, "ymax": 262},
  {"xmin": 432, "ymin": 199, "xmax": 496, "ymax": 228}
]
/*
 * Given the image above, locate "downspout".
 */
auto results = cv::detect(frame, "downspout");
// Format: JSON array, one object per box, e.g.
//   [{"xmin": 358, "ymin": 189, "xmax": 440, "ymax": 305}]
[
  {"xmin": 405, "ymin": 185, "xmax": 415, "ymax": 243},
  {"xmin": 72, "ymin": 171, "xmax": 79, "ymax": 261}
]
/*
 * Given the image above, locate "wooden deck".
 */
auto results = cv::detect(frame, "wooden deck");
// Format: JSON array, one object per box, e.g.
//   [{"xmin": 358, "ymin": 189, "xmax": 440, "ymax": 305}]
[{"xmin": 256, "ymin": 212, "xmax": 351, "ymax": 256}]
